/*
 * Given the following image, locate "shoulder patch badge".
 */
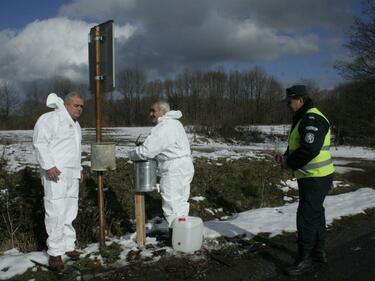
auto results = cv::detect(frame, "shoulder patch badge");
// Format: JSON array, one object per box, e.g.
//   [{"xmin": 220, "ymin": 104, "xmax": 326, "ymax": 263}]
[
  {"xmin": 306, "ymin": 126, "xmax": 318, "ymax": 131},
  {"xmin": 305, "ymin": 132, "xmax": 315, "ymax": 143}
]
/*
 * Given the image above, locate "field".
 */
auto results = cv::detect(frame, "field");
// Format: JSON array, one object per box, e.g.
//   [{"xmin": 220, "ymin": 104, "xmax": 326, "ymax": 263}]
[{"xmin": 0, "ymin": 125, "xmax": 375, "ymax": 280}]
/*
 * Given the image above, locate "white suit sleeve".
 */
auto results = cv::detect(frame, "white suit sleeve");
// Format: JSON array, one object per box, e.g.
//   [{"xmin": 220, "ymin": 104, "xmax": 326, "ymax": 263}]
[
  {"xmin": 33, "ymin": 118, "xmax": 56, "ymax": 170},
  {"xmin": 128, "ymin": 124, "xmax": 174, "ymax": 160},
  {"xmin": 79, "ymin": 125, "xmax": 83, "ymax": 171}
]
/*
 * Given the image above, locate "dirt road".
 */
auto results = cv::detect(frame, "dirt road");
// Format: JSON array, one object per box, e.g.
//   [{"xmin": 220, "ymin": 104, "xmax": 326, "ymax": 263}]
[{"xmin": 87, "ymin": 206, "xmax": 375, "ymax": 281}]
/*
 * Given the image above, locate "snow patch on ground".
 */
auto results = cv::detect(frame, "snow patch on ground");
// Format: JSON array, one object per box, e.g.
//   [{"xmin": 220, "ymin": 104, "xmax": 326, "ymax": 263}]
[
  {"xmin": 331, "ymin": 146, "xmax": 375, "ymax": 160},
  {"xmin": 1, "ymin": 188, "xmax": 375, "ymax": 280},
  {"xmin": 204, "ymin": 187, "xmax": 375, "ymax": 238},
  {"xmin": 191, "ymin": 196, "xmax": 206, "ymax": 202},
  {"xmin": 0, "ymin": 249, "xmax": 48, "ymax": 280},
  {"xmin": 1, "ymin": 127, "xmax": 375, "ymax": 172},
  {"xmin": 334, "ymin": 166, "xmax": 364, "ymax": 174},
  {"xmin": 278, "ymin": 179, "xmax": 298, "ymax": 192}
]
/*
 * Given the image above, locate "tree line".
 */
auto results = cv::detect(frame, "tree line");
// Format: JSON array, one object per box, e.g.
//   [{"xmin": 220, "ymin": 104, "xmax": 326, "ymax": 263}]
[
  {"xmin": 0, "ymin": 67, "xmax": 374, "ymax": 146},
  {"xmin": 0, "ymin": 66, "xmax": 290, "ymax": 128}
]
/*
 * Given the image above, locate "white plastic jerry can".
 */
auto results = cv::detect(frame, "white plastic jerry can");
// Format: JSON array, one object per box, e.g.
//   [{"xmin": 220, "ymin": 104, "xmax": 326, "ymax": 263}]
[{"xmin": 172, "ymin": 216, "xmax": 203, "ymax": 253}]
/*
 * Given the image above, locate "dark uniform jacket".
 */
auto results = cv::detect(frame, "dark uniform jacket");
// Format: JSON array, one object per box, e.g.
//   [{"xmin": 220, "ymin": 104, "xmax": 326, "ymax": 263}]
[{"xmin": 285, "ymin": 99, "xmax": 330, "ymax": 170}]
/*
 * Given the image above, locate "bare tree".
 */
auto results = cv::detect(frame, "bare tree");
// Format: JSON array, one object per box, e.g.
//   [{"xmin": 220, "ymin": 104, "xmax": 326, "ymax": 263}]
[
  {"xmin": 49, "ymin": 76, "xmax": 74, "ymax": 95},
  {"xmin": 117, "ymin": 68, "xmax": 147, "ymax": 125},
  {"xmin": 335, "ymin": 0, "xmax": 375, "ymax": 80},
  {"xmin": 1, "ymin": 190, "xmax": 21, "ymax": 249},
  {"xmin": 252, "ymin": 67, "xmax": 268, "ymax": 123},
  {"xmin": 0, "ymin": 81, "xmax": 20, "ymax": 119}
]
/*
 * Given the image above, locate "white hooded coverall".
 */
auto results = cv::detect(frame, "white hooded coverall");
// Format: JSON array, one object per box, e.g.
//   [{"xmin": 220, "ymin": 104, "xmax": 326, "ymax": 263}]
[
  {"xmin": 33, "ymin": 93, "xmax": 82, "ymax": 257},
  {"xmin": 128, "ymin": 110, "xmax": 194, "ymax": 226}
]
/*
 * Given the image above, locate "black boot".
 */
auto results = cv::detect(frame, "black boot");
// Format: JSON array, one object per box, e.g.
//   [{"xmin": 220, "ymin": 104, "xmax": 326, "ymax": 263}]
[
  {"xmin": 286, "ymin": 249, "xmax": 314, "ymax": 276},
  {"xmin": 311, "ymin": 243, "xmax": 327, "ymax": 263},
  {"xmin": 167, "ymin": 228, "xmax": 173, "ymax": 247},
  {"xmin": 311, "ymin": 249, "xmax": 327, "ymax": 263}
]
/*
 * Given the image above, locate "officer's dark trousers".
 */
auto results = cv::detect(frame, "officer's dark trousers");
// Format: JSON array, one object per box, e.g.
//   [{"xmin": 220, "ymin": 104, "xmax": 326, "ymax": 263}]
[{"xmin": 296, "ymin": 174, "xmax": 333, "ymax": 252}]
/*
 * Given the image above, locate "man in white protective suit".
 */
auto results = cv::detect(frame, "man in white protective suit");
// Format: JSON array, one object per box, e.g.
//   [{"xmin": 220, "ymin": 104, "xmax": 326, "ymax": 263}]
[
  {"xmin": 33, "ymin": 92, "xmax": 84, "ymax": 271},
  {"xmin": 128, "ymin": 101, "xmax": 194, "ymax": 243}
]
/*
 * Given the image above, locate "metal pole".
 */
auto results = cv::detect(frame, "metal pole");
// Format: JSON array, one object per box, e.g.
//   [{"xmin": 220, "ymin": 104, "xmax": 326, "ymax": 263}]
[{"xmin": 94, "ymin": 25, "xmax": 106, "ymax": 249}]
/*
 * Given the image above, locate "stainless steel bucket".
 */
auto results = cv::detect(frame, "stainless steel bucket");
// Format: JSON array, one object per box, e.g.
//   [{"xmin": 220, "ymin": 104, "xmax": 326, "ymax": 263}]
[{"xmin": 134, "ymin": 159, "xmax": 157, "ymax": 192}]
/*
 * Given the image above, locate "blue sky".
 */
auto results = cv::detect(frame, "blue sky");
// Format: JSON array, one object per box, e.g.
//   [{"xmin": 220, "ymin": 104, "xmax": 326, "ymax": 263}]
[
  {"xmin": 0, "ymin": 0, "xmax": 67, "ymax": 29},
  {"xmin": 0, "ymin": 0, "xmax": 361, "ymax": 90}
]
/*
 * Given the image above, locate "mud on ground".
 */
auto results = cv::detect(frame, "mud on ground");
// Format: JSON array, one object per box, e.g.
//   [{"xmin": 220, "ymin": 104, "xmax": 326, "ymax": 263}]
[{"xmin": 82, "ymin": 207, "xmax": 375, "ymax": 281}]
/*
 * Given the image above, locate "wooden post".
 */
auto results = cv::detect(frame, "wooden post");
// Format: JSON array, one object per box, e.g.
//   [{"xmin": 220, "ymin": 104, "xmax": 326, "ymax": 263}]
[
  {"xmin": 94, "ymin": 25, "xmax": 106, "ymax": 249},
  {"xmin": 134, "ymin": 192, "xmax": 146, "ymax": 246}
]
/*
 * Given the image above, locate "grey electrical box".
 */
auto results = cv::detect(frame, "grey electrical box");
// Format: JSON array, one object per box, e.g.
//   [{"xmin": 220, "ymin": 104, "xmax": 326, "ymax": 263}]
[
  {"xmin": 91, "ymin": 142, "xmax": 116, "ymax": 171},
  {"xmin": 88, "ymin": 20, "xmax": 115, "ymax": 93}
]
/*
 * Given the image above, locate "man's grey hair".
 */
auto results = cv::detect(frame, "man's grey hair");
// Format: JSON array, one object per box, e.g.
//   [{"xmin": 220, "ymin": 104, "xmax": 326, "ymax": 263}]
[
  {"xmin": 155, "ymin": 100, "xmax": 170, "ymax": 113},
  {"xmin": 64, "ymin": 91, "xmax": 84, "ymax": 104}
]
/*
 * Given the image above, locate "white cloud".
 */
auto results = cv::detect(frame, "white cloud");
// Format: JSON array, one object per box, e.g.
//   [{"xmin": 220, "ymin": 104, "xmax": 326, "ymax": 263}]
[
  {"xmin": 59, "ymin": 0, "xmax": 136, "ymax": 19},
  {"xmin": 115, "ymin": 24, "xmax": 137, "ymax": 42},
  {"xmin": 58, "ymin": 0, "xmax": 353, "ymax": 32},
  {"xmin": 0, "ymin": 0, "xmax": 354, "ymax": 88},
  {"xmin": 191, "ymin": 14, "xmax": 320, "ymax": 61},
  {"xmin": 56, "ymin": 0, "xmax": 331, "ymax": 76},
  {"xmin": 0, "ymin": 17, "xmax": 135, "ymax": 82}
]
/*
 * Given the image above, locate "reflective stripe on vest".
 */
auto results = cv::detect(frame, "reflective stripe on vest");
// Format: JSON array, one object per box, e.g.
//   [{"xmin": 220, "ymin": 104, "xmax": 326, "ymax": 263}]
[{"xmin": 288, "ymin": 107, "xmax": 335, "ymax": 179}]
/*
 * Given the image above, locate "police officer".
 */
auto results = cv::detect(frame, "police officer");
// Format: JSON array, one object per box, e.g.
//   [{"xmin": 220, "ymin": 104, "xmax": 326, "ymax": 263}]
[{"xmin": 275, "ymin": 85, "xmax": 334, "ymax": 276}]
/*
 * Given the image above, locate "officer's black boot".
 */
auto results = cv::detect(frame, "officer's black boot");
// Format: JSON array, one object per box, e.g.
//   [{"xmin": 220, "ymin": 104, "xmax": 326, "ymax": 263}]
[
  {"xmin": 286, "ymin": 247, "xmax": 314, "ymax": 276},
  {"xmin": 311, "ymin": 242, "xmax": 327, "ymax": 263},
  {"xmin": 167, "ymin": 228, "xmax": 173, "ymax": 247}
]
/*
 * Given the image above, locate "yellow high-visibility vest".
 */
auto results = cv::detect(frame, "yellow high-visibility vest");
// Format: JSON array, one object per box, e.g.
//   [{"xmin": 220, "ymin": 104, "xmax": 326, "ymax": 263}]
[{"xmin": 288, "ymin": 107, "xmax": 335, "ymax": 179}]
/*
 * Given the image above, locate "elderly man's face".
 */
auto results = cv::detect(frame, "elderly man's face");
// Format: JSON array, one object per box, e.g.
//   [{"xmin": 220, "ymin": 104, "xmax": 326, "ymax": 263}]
[
  {"xmin": 287, "ymin": 97, "xmax": 304, "ymax": 113},
  {"xmin": 149, "ymin": 103, "xmax": 164, "ymax": 125},
  {"xmin": 66, "ymin": 96, "xmax": 84, "ymax": 120}
]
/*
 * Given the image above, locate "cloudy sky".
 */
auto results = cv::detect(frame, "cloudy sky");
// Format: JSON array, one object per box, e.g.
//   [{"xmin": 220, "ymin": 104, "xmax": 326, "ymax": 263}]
[{"xmin": 0, "ymin": 0, "xmax": 361, "ymax": 90}]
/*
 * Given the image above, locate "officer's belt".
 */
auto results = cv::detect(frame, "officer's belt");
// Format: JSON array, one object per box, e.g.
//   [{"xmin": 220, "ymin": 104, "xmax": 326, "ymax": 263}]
[{"xmin": 288, "ymin": 145, "xmax": 330, "ymax": 155}]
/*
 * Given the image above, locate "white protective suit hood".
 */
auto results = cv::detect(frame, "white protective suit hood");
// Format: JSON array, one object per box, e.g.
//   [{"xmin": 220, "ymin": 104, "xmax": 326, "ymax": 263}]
[
  {"xmin": 158, "ymin": 110, "xmax": 182, "ymax": 123},
  {"xmin": 46, "ymin": 93, "xmax": 75, "ymax": 122},
  {"xmin": 46, "ymin": 93, "xmax": 64, "ymax": 109}
]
